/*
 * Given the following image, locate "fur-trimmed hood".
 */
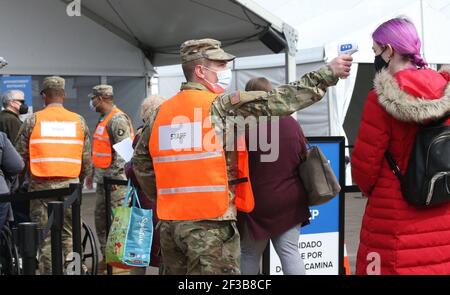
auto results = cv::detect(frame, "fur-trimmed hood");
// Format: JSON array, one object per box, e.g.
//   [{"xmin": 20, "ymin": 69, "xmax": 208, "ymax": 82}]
[
  {"xmin": 440, "ymin": 65, "xmax": 450, "ymax": 74},
  {"xmin": 374, "ymin": 68, "xmax": 450, "ymax": 123}
]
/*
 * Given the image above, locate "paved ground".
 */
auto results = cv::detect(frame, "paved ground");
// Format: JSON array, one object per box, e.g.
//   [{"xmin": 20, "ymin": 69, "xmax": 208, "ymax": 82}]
[
  {"xmin": 81, "ymin": 191, "xmax": 159, "ymax": 275},
  {"xmin": 81, "ymin": 191, "xmax": 367, "ymax": 275},
  {"xmin": 344, "ymin": 193, "xmax": 367, "ymax": 274}
]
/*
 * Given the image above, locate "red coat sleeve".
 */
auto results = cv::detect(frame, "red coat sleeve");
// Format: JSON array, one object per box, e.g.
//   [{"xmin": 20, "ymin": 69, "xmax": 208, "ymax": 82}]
[{"xmin": 351, "ymin": 90, "xmax": 391, "ymax": 196}]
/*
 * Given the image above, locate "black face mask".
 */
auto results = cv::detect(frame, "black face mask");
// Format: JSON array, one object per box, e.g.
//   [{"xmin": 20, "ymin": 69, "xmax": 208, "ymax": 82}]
[
  {"xmin": 19, "ymin": 103, "xmax": 29, "ymax": 115},
  {"xmin": 374, "ymin": 48, "xmax": 390, "ymax": 73}
]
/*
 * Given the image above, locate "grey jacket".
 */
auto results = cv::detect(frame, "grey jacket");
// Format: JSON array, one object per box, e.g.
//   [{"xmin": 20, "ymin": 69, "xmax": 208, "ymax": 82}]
[{"xmin": 0, "ymin": 131, "xmax": 24, "ymax": 194}]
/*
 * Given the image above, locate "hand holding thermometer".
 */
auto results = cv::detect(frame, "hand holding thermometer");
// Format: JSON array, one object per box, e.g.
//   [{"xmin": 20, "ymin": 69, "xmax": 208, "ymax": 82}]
[
  {"xmin": 0, "ymin": 57, "xmax": 7, "ymax": 69},
  {"xmin": 338, "ymin": 43, "xmax": 359, "ymax": 56}
]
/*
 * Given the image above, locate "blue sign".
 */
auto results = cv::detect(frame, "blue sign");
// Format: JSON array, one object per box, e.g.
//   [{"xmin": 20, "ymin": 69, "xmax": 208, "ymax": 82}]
[
  {"xmin": 1, "ymin": 76, "xmax": 33, "ymax": 106},
  {"xmin": 268, "ymin": 137, "xmax": 345, "ymax": 275},
  {"xmin": 302, "ymin": 141, "xmax": 342, "ymax": 235}
]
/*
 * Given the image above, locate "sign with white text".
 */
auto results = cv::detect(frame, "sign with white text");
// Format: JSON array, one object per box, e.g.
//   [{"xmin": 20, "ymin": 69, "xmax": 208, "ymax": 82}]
[{"xmin": 269, "ymin": 137, "xmax": 345, "ymax": 275}]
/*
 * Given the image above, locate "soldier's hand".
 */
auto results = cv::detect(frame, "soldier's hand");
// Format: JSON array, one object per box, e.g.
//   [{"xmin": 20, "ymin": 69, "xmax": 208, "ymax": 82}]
[
  {"xmin": 328, "ymin": 54, "xmax": 353, "ymax": 79},
  {"xmin": 85, "ymin": 176, "xmax": 93, "ymax": 190}
]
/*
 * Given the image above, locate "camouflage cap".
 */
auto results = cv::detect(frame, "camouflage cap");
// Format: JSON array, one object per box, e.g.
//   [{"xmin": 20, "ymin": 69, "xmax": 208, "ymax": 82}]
[
  {"xmin": 88, "ymin": 85, "xmax": 114, "ymax": 98},
  {"xmin": 41, "ymin": 76, "xmax": 65, "ymax": 93},
  {"xmin": 180, "ymin": 38, "xmax": 235, "ymax": 64}
]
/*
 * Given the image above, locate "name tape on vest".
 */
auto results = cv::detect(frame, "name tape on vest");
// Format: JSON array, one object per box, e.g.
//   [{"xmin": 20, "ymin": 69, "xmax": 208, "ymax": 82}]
[
  {"xmin": 159, "ymin": 122, "xmax": 202, "ymax": 151},
  {"xmin": 95, "ymin": 126, "xmax": 105, "ymax": 135},
  {"xmin": 41, "ymin": 122, "xmax": 76, "ymax": 138}
]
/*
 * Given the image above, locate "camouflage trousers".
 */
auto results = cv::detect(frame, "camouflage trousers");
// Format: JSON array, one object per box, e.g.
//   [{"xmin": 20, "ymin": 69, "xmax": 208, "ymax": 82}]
[
  {"xmin": 94, "ymin": 183, "xmax": 127, "ymax": 258},
  {"xmin": 159, "ymin": 220, "xmax": 240, "ymax": 275},
  {"xmin": 30, "ymin": 199, "xmax": 73, "ymax": 275}
]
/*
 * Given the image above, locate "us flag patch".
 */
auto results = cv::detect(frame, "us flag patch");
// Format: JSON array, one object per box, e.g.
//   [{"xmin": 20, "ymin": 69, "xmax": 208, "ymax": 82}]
[{"xmin": 230, "ymin": 91, "xmax": 241, "ymax": 105}]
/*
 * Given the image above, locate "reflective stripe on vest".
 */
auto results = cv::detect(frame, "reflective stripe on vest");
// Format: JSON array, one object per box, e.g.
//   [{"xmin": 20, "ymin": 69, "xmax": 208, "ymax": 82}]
[
  {"xmin": 159, "ymin": 185, "xmax": 227, "ymax": 195},
  {"xmin": 149, "ymin": 90, "xmax": 255, "ymax": 221},
  {"xmin": 31, "ymin": 158, "xmax": 82, "ymax": 164},
  {"xmin": 29, "ymin": 106, "xmax": 84, "ymax": 178},
  {"xmin": 30, "ymin": 139, "xmax": 84, "ymax": 145},
  {"xmin": 92, "ymin": 107, "xmax": 135, "ymax": 168},
  {"xmin": 153, "ymin": 151, "xmax": 222, "ymax": 163}
]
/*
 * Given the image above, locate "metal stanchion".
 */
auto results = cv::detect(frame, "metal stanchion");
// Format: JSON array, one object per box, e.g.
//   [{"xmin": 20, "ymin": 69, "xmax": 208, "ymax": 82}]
[
  {"xmin": 262, "ymin": 244, "xmax": 271, "ymax": 275},
  {"xmin": 18, "ymin": 222, "xmax": 39, "ymax": 275},
  {"xmin": 48, "ymin": 201, "xmax": 64, "ymax": 275},
  {"xmin": 71, "ymin": 186, "xmax": 82, "ymax": 273},
  {"xmin": 1, "ymin": 185, "xmax": 80, "ymax": 276}
]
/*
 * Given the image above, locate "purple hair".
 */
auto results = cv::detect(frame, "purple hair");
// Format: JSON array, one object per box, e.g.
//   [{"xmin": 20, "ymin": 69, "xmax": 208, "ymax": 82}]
[{"xmin": 372, "ymin": 17, "xmax": 428, "ymax": 68}]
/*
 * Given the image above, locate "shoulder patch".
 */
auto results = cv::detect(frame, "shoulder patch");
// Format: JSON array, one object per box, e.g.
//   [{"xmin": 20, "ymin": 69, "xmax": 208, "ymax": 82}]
[
  {"xmin": 117, "ymin": 129, "xmax": 125, "ymax": 137},
  {"xmin": 230, "ymin": 91, "xmax": 241, "ymax": 105}
]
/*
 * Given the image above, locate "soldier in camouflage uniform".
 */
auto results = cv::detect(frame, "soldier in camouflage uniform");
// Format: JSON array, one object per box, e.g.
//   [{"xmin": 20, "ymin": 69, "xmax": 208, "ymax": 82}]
[
  {"xmin": 85, "ymin": 85, "xmax": 134, "ymax": 268},
  {"xmin": 132, "ymin": 39, "xmax": 353, "ymax": 275},
  {"xmin": 15, "ymin": 76, "xmax": 92, "ymax": 274}
]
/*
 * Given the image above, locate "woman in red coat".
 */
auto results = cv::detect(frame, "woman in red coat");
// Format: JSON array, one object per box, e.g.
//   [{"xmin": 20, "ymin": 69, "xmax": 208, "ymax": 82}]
[{"xmin": 352, "ymin": 17, "xmax": 450, "ymax": 275}]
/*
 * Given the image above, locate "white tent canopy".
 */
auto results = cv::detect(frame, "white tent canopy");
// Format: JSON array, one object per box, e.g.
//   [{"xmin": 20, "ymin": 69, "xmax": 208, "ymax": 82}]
[
  {"xmin": 0, "ymin": 0, "xmax": 146, "ymax": 76},
  {"xmin": 254, "ymin": 0, "xmax": 450, "ymax": 64},
  {"xmin": 1, "ymin": 0, "xmax": 299, "ymax": 135},
  {"xmin": 0, "ymin": 0, "xmax": 296, "ymax": 76}
]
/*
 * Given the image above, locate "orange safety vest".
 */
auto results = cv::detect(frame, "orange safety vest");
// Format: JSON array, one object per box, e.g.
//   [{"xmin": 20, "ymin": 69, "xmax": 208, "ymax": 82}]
[
  {"xmin": 29, "ymin": 105, "xmax": 84, "ymax": 178},
  {"xmin": 92, "ymin": 107, "xmax": 134, "ymax": 169},
  {"xmin": 149, "ymin": 90, "xmax": 254, "ymax": 221}
]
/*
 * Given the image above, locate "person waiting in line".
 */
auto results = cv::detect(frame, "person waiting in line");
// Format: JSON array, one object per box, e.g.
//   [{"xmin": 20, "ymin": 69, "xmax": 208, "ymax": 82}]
[
  {"xmin": 125, "ymin": 95, "xmax": 165, "ymax": 275},
  {"xmin": 0, "ymin": 90, "xmax": 30, "ymax": 224},
  {"xmin": 352, "ymin": 17, "xmax": 450, "ymax": 275},
  {"xmin": 0, "ymin": 131, "xmax": 25, "ymax": 231},
  {"xmin": 238, "ymin": 77, "xmax": 310, "ymax": 275},
  {"xmin": 0, "ymin": 90, "xmax": 29, "ymax": 142}
]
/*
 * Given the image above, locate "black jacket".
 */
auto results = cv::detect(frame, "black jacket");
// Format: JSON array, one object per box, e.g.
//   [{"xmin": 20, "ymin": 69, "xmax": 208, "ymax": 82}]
[{"xmin": 0, "ymin": 109, "xmax": 22, "ymax": 143}]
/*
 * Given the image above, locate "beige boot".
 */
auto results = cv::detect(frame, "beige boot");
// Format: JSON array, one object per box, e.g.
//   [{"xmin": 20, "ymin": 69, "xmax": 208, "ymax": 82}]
[{"xmin": 97, "ymin": 260, "xmax": 107, "ymax": 275}]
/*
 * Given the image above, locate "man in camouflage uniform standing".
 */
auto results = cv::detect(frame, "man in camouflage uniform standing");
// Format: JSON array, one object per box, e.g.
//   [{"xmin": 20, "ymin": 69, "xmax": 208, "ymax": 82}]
[
  {"xmin": 16, "ymin": 76, "xmax": 92, "ymax": 274},
  {"xmin": 85, "ymin": 85, "xmax": 134, "ymax": 270},
  {"xmin": 132, "ymin": 39, "xmax": 353, "ymax": 275}
]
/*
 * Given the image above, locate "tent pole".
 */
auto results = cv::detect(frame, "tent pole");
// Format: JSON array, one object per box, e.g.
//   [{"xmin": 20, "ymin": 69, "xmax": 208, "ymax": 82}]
[
  {"xmin": 285, "ymin": 51, "xmax": 296, "ymax": 83},
  {"xmin": 420, "ymin": 0, "xmax": 426, "ymax": 60},
  {"xmin": 286, "ymin": 51, "xmax": 297, "ymax": 121}
]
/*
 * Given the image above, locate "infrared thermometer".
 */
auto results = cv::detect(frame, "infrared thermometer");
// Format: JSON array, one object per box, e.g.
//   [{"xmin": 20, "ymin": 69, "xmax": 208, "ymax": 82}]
[
  {"xmin": 0, "ymin": 57, "xmax": 7, "ymax": 69},
  {"xmin": 338, "ymin": 43, "xmax": 358, "ymax": 56}
]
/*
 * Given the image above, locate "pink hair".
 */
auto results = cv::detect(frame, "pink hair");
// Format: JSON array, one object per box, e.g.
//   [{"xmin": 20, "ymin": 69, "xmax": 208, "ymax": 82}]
[{"xmin": 373, "ymin": 17, "xmax": 428, "ymax": 68}]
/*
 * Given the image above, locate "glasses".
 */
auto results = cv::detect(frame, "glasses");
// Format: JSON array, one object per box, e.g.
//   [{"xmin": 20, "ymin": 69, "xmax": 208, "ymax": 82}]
[{"xmin": 13, "ymin": 100, "xmax": 25, "ymax": 105}]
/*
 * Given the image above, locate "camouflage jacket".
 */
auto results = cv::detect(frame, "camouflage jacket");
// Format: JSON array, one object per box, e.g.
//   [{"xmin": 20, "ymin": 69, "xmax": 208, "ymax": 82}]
[
  {"xmin": 15, "ymin": 104, "xmax": 92, "ymax": 192},
  {"xmin": 132, "ymin": 65, "xmax": 338, "ymax": 221},
  {"xmin": 93, "ymin": 106, "xmax": 134, "ymax": 184}
]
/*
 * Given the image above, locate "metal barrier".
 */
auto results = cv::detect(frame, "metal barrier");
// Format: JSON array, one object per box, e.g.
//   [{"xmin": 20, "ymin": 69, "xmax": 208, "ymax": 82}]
[
  {"xmin": 17, "ymin": 222, "xmax": 39, "ymax": 275},
  {"xmin": 0, "ymin": 184, "xmax": 82, "ymax": 275},
  {"xmin": 103, "ymin": 177, "xmax": 128, "ymax": 276}
]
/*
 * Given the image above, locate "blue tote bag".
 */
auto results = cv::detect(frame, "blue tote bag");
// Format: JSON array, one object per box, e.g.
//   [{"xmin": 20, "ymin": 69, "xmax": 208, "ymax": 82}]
[{"xmin": 106, "ymin": 181, "xmax": 154, "ymax": 269}]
